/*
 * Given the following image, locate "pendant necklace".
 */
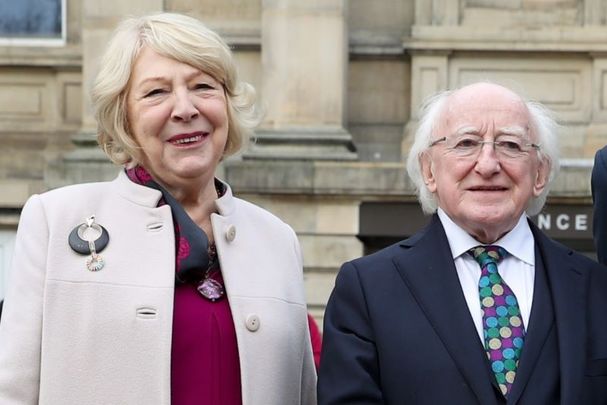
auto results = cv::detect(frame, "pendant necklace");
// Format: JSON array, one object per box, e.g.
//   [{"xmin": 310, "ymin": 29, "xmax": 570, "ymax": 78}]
[{"xmin": 196, "ymin": 243, "xmax": 225, "ymax": 301}]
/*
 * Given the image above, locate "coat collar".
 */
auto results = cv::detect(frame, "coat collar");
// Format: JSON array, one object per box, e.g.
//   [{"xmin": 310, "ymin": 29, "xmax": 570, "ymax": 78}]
[
  {"xmin": 113, "ymin": 170, "xmax": 236, "ymax": 216},
  {"xmin": 115, "ymin": 170, "xmax": 163, "ymax": 207},
  {"xmin": 213, "ymin": 178, "xmax": 236, "ymax": 216}
]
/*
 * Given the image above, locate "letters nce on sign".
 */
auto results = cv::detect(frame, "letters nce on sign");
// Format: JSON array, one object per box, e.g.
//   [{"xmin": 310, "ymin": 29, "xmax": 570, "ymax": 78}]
[{"xmin": 530, "ymin": 205, "xmax": 592, "ymax": 240}]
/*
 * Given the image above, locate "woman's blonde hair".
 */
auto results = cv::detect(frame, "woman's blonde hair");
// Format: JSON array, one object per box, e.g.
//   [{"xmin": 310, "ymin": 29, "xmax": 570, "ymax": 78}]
[{"xmin": 91, "ymin": 12, "xmax": 259, "ymax": 166}]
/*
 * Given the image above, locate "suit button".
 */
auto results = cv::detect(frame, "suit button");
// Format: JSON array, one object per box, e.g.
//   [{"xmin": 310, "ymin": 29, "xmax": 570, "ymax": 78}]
[
  {"xmin": 225, "ymin": 225, "xmax": 236, "ymax": 242},
  {"xmin": 245, "ymin": 314, "xmax": 260, "ymax": 332}
]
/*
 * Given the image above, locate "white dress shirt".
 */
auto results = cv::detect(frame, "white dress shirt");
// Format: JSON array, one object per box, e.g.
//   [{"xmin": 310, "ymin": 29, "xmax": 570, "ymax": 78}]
[{"xmin": 437, "ymin": 209, "xmax": 535, "ymax": 343}]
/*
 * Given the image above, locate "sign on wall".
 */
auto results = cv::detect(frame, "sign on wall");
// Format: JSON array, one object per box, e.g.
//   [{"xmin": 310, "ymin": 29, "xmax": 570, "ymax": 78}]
[{"xmin": 359, "ymin": 201, "xmax": 596, "ymax": 254}]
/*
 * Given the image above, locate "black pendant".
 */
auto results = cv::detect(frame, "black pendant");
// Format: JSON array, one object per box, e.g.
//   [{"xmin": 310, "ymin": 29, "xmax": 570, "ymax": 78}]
[
  {"xmin": 68, "ymin": 215, "xmax": 110, "ymax": 272},
  {"xmin": 68, "ymin": 220, "xmax": 110, "ymax": 255}
]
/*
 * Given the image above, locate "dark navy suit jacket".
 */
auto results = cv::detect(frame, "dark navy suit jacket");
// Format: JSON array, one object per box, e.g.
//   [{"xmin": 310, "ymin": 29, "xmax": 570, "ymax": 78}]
[
  {"xmin": 318, "ymin": 215, "xmax": 607, "ymax": 404},
  {"xmin": 592, "ymin": 145, "xmax": 607, "ymax": 265}
]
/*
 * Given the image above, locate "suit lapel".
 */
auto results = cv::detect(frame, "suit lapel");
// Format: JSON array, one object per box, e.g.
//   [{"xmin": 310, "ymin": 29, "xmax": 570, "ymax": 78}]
[
  {"xmin": 395, "ymin": 215, "xmax": 498, "ymax": 405},
  {"xmin": 506, "ymin": 243, "xmax": 554, "ymax": 404},
  {"xmin": 530, "ymin": 224, "xmax": 587, "ymax": 404}
]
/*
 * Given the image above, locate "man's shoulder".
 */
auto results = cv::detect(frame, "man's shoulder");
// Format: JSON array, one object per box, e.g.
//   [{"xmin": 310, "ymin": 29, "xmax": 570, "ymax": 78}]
[
  {"xmin": 349, "ymin": 224, "xmax": 433, "ymax": 269},
  {"xmin": 533, "ymin": 225, "xmax": 604, "ymax": 272},
  {"xmin": 353, "ymin": 241, "xmax": 405, "ymax": 265},
  {"xmin": 596, "ymin": 144, "xmax": 607, "ymax": 159},
  {"xmin": 593, "ymin": 145, "xmax": 607, "ymax": 176}
]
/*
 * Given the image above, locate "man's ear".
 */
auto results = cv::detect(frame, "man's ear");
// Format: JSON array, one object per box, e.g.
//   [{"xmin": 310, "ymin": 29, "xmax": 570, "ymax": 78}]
[
  {"xmin": 533, "ymin": 157, "xmax": 550, "ymax": 197},
  {"xmin": 420, "ymin": 152, "xmax": 437, "ymax": 193}
]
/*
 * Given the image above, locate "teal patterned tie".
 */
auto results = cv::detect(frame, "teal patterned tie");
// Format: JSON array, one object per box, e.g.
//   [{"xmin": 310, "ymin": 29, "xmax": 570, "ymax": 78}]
[{"xmin": 468, "ymin": 246, "xmax": 525, "ymax": 397}]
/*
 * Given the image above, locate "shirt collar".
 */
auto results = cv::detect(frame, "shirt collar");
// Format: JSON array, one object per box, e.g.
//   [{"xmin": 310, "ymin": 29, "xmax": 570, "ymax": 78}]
[{"xmin": 437, "ymin": 208, "xmax": 535, "ymax": 265}]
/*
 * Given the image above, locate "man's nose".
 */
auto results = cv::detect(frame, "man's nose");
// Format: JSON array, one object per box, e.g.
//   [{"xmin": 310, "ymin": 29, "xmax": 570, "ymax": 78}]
[{"xmin": 474, "ymin": 142, "xmax": 501, "ymax": 175}]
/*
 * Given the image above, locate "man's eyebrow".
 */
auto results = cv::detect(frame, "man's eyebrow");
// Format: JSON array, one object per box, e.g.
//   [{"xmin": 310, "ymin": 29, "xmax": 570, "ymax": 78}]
[
  {"xmin": 497, "ymin": 126, "xmax": 528, "ymax": 137},
  {"xmin": 452, "ymin": 126, "xmax": 480, "ymax": 137}
]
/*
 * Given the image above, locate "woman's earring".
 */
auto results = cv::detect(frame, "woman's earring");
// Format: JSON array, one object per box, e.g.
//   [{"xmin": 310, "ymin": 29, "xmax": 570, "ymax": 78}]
[{"xmin": 68, "ymin": 215, "xmax": 109, "ymax": 271}]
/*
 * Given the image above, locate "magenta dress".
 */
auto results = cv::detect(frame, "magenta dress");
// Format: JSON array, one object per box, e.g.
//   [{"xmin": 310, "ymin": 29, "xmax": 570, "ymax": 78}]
[{"xmin": 171, "ymin": 271, "xmax": 242, "ymax": 405}]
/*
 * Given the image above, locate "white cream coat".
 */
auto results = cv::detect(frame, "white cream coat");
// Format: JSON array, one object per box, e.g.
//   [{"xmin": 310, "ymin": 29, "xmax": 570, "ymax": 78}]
[{"xmin": 0, "ymin": 171, "xmax": 316, "ymax": 405}]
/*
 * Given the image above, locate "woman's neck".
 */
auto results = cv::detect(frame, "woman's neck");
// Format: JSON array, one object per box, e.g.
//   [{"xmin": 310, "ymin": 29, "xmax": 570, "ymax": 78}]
[{"xmin": 157, "ymin": 175, "xmax": 219, "ymax": 242}]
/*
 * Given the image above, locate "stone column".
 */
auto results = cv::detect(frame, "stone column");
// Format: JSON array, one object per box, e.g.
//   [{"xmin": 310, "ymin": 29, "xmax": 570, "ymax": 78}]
[
  {"xmin": 585, "ymin": 0, "xmax": 606, "ymax": 26},
  {"xmin": 415, "ymin": 0, "xmax": 460, "ymax": 26},
  {"xmin": 401, "ymin": 51, "xmax": 450, "ymax": 155},
  {"xmin": 403, "ymin": 1, "xmax": 460, "ymax": 157},
  {"xmin": 246, "ymin": 0, "xmax": 356, "ymax": 160},
  {"xmin": 48, "ymin": 0, "xmax": 164, "ymax": 187},
  {"xmin": 409, "ymin": 52, "xmax": 449, "ymax": 119}
]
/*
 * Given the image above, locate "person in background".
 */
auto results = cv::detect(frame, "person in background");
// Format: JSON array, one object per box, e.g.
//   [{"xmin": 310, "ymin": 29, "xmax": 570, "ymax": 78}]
[
  {"xmin": 308, "ymin": 313, "xmax": 323, "ymax": 370},
  {"xmin": 591, "ymin": 145, "xmax": 607, "ymax": 265},
  {"xmin": 0, "ymin": 13, "xmax": 316, "ymax": 405},
  {"xmin": 318, "ymin": 82, "xmax": 607, "ymax": 404}
]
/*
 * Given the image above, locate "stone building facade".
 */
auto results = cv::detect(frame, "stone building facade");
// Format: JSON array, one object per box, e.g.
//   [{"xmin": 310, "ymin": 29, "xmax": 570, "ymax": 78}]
[{"xmin": 0, "ymin": 0, "xmax": 604, "ymax": 323}]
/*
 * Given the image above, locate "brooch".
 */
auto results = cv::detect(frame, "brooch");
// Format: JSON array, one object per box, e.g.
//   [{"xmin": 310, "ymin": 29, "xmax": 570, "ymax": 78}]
[{"xmin": 68, "ymin": 215, "xmax": 109, "ymax": 271}]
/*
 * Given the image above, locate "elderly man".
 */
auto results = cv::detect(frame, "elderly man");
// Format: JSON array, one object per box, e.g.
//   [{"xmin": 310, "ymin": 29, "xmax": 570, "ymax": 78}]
[
  {"xmin": 591, "ymin": 145, "xmax": 607, "ymax": 265},
  {"xmin": 318, "ymin": 82, "xmax": 607, "ymax": 404}
]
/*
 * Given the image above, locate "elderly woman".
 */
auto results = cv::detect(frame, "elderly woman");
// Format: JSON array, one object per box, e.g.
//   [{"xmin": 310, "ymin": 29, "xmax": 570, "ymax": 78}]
[{"xmin": 0, "ymin": 13, "xmax": 316, "ymax": 405}]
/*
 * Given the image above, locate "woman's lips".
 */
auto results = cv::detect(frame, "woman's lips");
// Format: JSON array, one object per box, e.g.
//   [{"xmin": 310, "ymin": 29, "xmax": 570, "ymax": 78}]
[{"xmin": 167, "ymin": 132, "xmax": 208, "ymax": 146}]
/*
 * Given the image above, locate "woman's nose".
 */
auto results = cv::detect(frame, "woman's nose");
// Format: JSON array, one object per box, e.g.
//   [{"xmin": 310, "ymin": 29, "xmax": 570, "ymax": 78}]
[{"xmin": 171, "ymin": 91, "xmax": 199, "ymax": 122}]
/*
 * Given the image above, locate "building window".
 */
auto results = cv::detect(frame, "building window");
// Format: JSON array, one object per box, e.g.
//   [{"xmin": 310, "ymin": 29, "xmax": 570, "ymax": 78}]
[{"xmin": 0, "ymin": 0, "xmax": 65, "ymax": 46}]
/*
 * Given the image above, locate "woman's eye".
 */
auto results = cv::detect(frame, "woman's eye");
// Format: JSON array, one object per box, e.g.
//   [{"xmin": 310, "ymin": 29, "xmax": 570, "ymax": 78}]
[
  {"xmin": 194, "ymin": 83, "xmax": 214, "ymax": 90},
  {"xmin": 144, "ymin": 88, "xmax": 165, "ymax": 97}
]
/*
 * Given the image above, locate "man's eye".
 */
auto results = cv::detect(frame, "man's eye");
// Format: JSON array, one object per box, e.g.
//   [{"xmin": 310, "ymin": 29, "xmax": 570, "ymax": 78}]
[
  {"xmin": 454, "ymin": 138, "xmax": 480, "ymax": 149},
  {"xmin": 144, "ymin": 88, "xmax": 165, "ymax": 97},
  {"xmin": 497, "ymin": 141, "xmax": 523, "ymax": 151}
]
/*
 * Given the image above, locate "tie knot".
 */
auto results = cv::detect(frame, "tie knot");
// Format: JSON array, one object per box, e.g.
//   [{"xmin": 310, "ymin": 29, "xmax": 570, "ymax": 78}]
[{"xmin": 468, "ymin": 245, "xmax": 506, "ymax": 267}]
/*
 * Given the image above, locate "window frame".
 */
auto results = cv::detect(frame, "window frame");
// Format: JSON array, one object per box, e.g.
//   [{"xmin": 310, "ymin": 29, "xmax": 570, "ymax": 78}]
[{"xmin": 0, "ymin": 0, "xmax": 67, "ymax": 47}]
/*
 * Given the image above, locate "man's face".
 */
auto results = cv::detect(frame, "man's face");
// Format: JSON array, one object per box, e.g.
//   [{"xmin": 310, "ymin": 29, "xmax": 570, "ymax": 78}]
[{"xmin": 420, "ymin": 83, "xmax": 550, "ymax": 243}]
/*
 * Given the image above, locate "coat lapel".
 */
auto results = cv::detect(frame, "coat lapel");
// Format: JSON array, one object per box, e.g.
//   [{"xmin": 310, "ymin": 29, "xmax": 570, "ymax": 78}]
[
  {"xmin": 530, "ymin": 224, "xmax": 587, "ymax": 404},
  {"xmin": 506, "ymin": 242, "xmax": 554, "ymax": 404},
  {"xmin": 394, "ymin": 215, "xmax": 498, "ymax": 405}
]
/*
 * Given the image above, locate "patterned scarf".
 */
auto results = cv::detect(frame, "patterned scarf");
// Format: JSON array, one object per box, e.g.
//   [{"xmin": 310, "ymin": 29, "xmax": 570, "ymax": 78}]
[{"xmin": 125, "ymin": 166, "xmax": 224, "ymax": 285}]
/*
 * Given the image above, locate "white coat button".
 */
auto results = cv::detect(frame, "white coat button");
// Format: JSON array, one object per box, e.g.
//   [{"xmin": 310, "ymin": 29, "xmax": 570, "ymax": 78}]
[
  {"xmin": 245, "ymin": 314, "xmax": 260, "ymax": 332},
  {"xmin": 225, "ymin": 225, "xmax": 237, "ymax": 242}
]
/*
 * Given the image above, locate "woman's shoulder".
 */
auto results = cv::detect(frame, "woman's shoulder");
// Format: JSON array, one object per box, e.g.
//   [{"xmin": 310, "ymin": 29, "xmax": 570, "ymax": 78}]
[
  {"xmin": 35, "ymin": 171, "xmax": 159, "ymax": 208},
  {"xmin": 17, "ymin": 178, "xmax": 124, "ymax": 233},
  {"xmin": 36, "ymin": 178, "xmax": 118, "ymax": 205},
  {"xmin": 232, "ymin": 197, "xmax": 295, "ymax": 233}
]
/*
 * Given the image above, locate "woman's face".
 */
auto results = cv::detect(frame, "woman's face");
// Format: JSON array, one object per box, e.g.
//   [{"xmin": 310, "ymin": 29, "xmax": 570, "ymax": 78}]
[{"xmin": 126, "ymin": 46, "xmax": 229, "ymax": 190}]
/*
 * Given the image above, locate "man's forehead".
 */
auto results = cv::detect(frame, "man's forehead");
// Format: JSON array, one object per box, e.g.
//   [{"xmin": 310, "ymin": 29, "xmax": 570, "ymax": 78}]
[
  {"xmin": 449, "ymin": 82, "xmax": 524, "ymax": 102},
  {"xmin": 448, "ymin": 86, "xmax": 526, "ymax": 110},
  {"xmin": 440, "ymin": 86, "xmax": 530, "ymax": 126},
  {"xmin": 443, "ymin": 104, "xmax": 530, "ymax": 121},
  {"xmin": 450, "ymin": 123, "xmax": 530, "ymax": 137}
]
